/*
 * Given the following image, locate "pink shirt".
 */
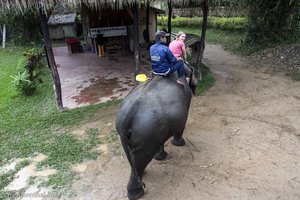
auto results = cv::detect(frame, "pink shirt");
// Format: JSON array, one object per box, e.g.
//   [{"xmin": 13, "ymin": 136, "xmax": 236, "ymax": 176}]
[{"xmin": 169, "ymin": 40, "xmax": 185, "ymax": 58}]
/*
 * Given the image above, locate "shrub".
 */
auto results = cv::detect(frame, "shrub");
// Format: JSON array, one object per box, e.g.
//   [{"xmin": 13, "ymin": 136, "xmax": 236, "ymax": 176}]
[
  {"xmin": 11, "ymin": 48, "xmax": 43, "ymax": 95},
  {"xmin": 11, "ymin": 70, "xmax": 35, "ymax": 96},
  {"xmin": 157, "ymin": 16, "xmax": 246, "ymax": 31}
]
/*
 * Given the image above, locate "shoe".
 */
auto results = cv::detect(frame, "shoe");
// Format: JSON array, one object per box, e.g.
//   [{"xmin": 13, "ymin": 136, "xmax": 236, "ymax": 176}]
[{"xmin": 177, "ymin": 79, "xmax": 184, "ymax": 86}]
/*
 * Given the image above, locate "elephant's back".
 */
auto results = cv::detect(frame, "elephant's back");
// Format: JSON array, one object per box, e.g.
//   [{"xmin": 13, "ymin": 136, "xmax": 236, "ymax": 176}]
[{"xmin": 116, "ymin": 77, "xmax": 189, "ymax": 133}]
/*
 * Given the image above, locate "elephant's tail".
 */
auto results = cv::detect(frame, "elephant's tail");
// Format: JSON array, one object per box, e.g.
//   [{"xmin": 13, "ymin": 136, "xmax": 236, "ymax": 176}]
[{"xmin": 120, "ymin": 130, "xmax": 134, "ymax": 168}]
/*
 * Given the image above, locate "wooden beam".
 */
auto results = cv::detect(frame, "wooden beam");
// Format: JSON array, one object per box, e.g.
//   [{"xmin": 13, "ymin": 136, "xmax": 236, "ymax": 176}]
[
  {"xmin": 133, "ymin": 3, "xmax": 139, "ymax": 85},
  {"xmin": 196, "ymin": 0, "xmax": 208, "ymax": 80},
  {"xmin": 39, "ymin": 10, "xmax": 64, "ymax": 110}
]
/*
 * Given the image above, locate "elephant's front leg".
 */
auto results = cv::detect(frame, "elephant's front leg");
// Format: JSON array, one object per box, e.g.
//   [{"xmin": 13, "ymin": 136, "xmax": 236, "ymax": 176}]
[
  {"xmin": 171, "ymin": 127, "xmax": 186, "ymax": 146},
  {"xmin": 154, "ymin": 144, "xmax": 168, "ymax": 160}
]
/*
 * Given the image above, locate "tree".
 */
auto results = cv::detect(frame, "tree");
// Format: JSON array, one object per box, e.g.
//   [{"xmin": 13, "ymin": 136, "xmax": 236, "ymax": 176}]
[
  {"xmin": 0, "ymin": 8, "xmax": 41, "ymax": 45},
  {"xmin": 244, "ymin": 0, "xmax": 298, "ymax": 43}
]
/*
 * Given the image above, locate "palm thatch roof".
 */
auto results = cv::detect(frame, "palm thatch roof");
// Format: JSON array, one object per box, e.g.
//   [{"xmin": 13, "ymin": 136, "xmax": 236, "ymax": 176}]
[
  {"xmin": 171, "ymin": 0, "xmax": 205, "ymax": 5},
  {"xmin": 0, "ymin": 0, "xmax": 150, "ymax": 14},
  {"xmin": 0, "ymin": 0, "xmax": 206, "ymax": 14}
]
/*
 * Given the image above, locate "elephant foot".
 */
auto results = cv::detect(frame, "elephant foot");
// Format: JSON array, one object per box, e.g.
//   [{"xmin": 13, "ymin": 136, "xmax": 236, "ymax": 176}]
[
  {"xmin": 154, "ymin": 150, "xmax": 168, "ymax": 160},
  {"xmin": 127, "ymin": 182, "xmax": 145, "ymax": 200},
  {"xmin": 171, "ymin": 137, "xmax": 185, "ymax": 146}
]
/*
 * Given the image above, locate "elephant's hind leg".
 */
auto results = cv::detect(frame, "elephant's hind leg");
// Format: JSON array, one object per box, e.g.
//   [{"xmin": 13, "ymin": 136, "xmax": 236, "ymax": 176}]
[
  {"xmin": 127, "ymin": 170, "xmax": 145, "ymax": 200},
  {"xmin": 127, "ymin": 150, "xmax": 154, "ymax": 200},
  {"xmin": 171, "ymin": 127, "xmax": 186, "ymax": 146},
  {"xmin": 154, "ymin": 145, "xmax": 168, "ymax": 160}
]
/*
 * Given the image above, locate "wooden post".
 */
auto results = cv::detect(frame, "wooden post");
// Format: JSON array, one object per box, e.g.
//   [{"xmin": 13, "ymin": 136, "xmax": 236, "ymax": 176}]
[
  {"xmin": 133, "ymin": 3, "xmax": 139, "ymax": 85},
  {"xmin": 39, "ymin": 10, "xmax": 64, "ymax": 110},
  {"xmin": 81, "ymin": 3, "xmax": 90, "ymax": 47},
  {"xmin": 144, "ymin": 0, "xmax": 150, "ymax": 43},
  {"xmin": 167, "ymin": 0, "xmax": 172, "ymax": 44},
  {"xmin": 2, "ymin": 24, "xmax": 6, "ymax": 48},
  {"xmin": 196, "ymin": 0, "xmax": 208, "ymax": 80}
]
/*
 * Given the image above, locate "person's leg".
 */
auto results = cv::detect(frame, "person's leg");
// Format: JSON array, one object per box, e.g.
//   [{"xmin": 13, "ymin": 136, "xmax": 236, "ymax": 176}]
[
  {"xmin": 184, "ymin": 62, "xmax": 192, "ymax": 83},
  {"xmin": 100, "ymin": 45, "xmax": 105, "ymax": 57},
  {"xmin": 169, "ymin": 60, "xmax": 185, "ymax": 85},
  {"xmin": 97, "ymin": 45, "xmax": 101, "ymax": 58}
]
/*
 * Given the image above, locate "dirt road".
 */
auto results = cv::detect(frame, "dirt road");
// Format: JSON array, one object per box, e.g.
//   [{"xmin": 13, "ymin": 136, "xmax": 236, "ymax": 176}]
[{"xmin": 70, "ymin": 44, "xmax": 300, "ymax": 200}]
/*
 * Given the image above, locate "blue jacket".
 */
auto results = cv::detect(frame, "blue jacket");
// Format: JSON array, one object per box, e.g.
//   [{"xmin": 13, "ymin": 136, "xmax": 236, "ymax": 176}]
[{"xmin": 150, "ymin": 42, "xmax": 177, "ymax": 75}]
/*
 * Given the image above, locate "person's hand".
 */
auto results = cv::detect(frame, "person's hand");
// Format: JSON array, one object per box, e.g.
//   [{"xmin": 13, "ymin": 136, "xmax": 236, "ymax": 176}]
[{"xmin": 177, "ymin": 57, "xmax": 183, "ymax": 61}]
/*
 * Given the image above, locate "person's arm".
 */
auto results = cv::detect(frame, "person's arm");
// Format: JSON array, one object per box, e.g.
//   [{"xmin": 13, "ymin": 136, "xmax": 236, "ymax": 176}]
[{"xmin": 166, "ymin": 48, "xmax": 179, "ymax": 63}]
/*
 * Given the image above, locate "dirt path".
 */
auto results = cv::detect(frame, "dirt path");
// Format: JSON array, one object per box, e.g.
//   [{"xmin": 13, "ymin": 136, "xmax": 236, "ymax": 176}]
[{"xmin": 70, "ymin": 44, "xmax": 300, "ymax": 200}]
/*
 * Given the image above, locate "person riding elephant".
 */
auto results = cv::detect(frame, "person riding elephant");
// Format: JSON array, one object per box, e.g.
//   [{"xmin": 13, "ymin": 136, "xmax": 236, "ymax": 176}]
[
  {"xmin": 169, "ymin": 31, "xmax": 193, "ymax": 83},
  {"xmin": 150, "ymin": 30, "xmax": 186, "ymax": 85}
]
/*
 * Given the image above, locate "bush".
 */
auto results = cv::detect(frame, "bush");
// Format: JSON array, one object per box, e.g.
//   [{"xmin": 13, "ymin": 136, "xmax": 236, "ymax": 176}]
[
  {"xmin": 10, "ymin": 70, "xmax": 35, "ymax": 95},
  {"xmin": 11, "ymin": 48, "xmax": 43, "ymax": 96},
  {"xmin": 157, "ymin": 16, "xmax": 246, "ymax": 31}
]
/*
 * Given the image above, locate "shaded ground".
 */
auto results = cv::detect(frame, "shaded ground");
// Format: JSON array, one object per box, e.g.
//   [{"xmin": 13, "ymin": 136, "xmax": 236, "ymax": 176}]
[{"xmin": 67, "ymin": 44, "xmax": 300, "ymax": 199}]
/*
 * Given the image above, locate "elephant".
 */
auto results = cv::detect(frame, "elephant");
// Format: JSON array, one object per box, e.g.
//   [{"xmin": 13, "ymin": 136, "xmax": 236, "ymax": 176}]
[{"xmin": 116, "ymin": 71, "xmax": 197, "ymax": 200}]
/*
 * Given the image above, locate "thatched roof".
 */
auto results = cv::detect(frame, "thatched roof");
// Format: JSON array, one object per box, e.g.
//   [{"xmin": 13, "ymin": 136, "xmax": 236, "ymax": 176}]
[
  {"xmin": 48, "ymin": 13, "xmax": 76, "ymax": 25},
  {"xmin": 0, "ymin": 0, "xmax": 206, "ymax": 14},
  {"xmin": 157, "ymin": 0, "xmax": 205, "ymax": 7},
  {"xmin": 0, "ymin": 0, "xmax": 148, "ymax": 14}
]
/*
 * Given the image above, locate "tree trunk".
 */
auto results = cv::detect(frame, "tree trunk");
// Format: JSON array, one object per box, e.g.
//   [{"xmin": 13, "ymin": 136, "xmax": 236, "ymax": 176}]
[
  {"xmin": 167, "ymin": 0, "xmax": 172, "ymax": 44},
  {"xmin": 39, "ymin": 10, "xmax": 63, "ymax": 110},
  {"xmin": 133, "ymin": 4, "xmax": 140, "ymax": 85},
  {"xmin": 196, "ymin": 1, "xmax": 208, "ymax": 80}
]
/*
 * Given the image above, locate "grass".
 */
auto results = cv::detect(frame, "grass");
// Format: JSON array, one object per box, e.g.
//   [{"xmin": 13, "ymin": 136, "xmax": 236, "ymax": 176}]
[
  {"xmin": 0, "ymin": 47, "xmax": 121, "ymax": 198},
  {"xmin": 195, "ymin": 64, "xmax": 215, "ymax": 96}
]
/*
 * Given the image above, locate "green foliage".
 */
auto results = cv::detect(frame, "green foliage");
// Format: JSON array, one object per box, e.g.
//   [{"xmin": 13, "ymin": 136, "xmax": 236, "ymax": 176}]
[
  {"xmin": 194, "ymin": 64, "xmax": 215, "ymax": 96},
  {"xmin": 244, "ymin": 0, "xmax": 299, "ymax": 44},
  {"xmin": 10, "ymin": 48, "xmax": 43, "ymax": 96},
  {"xmin": 158, "ymin": 16, "xmax": 246, "ymax": 31},
  {"xmin": 0, "ymin": 8, "xmax": 41, "ymax": 46},
  {"xmin": 10, "ymin": 70, "xmax": 35, "ymax": 96}
]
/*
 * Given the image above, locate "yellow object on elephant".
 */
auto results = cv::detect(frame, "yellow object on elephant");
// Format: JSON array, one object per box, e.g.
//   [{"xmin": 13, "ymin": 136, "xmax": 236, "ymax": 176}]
[{"xmin": 136, "ymin": 74, "xmax": 148, "ymax": 82}]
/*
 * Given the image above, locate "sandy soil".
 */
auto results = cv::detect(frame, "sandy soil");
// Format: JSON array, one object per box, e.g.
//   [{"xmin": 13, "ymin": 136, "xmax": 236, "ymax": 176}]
[{"xmin": 69, "ymin": 44, "xmax": 300, "ymax": 200}]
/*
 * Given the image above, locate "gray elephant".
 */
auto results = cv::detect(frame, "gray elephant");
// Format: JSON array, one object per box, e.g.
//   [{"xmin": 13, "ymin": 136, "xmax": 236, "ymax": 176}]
[{"xmin": 116, "ymin": 72, "xmax": 197, "ymax": 200}]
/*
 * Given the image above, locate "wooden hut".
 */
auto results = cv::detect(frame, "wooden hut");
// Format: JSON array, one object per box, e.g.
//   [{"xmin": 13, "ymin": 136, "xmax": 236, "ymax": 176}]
[{"xmin": 48, "ymin": 6, "xmax": 77, "ymax": 40}]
